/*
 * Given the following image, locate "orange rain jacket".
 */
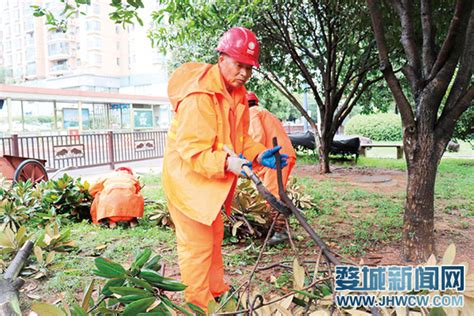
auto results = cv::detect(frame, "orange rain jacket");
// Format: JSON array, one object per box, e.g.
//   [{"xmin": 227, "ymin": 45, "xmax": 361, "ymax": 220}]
[
  {"xmin": 249, "ymin": 106, "xmax": 297, "ymax": 197},
  {"xmin": 163, "ymin": 63, "xmax": 266, "ymax": 226},
  {"xmin": 89, "ymin": 171, "xmax": 144, "ymax": 224}
]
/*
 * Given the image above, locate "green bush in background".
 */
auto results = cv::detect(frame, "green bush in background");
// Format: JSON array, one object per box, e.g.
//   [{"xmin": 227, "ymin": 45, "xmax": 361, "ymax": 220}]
[{"xmin": 345, "ymin": 113, "xmax": 403, "ymax": 141}]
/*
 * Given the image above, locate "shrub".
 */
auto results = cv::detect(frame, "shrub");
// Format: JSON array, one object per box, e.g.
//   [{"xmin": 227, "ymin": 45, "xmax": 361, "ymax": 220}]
[{"xmin": 345, "ymin": 113, "xmax": 403, "ymax": 141}]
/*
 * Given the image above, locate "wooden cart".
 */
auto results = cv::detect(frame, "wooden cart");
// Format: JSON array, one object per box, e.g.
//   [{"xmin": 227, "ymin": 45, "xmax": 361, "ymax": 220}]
[{"xmin": 0, "ymin": 155, "xmax": 48, "ymax": 184}]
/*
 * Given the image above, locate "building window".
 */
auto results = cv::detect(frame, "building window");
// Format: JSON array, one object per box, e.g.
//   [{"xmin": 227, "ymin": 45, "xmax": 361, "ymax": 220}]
[
  {"xmin": 87, "ymin": 36, "xmax": 102, "ymax": 49},
  {"xmin": 129, "ymin": 54, "xmax": 136, "ymax": 65},
  {"xmin": 13, "ymin": 53, "xmax": 20, "ymax": 65},
  {"xmin": 116, "ymin": 58, "xmax": 120, "ymax": 66},
  {"xmin": 48, "ymin": 42, "xmax": 69, "ymax": 56},
  {"xmin": 26, "ymin": 47, "xmax": 35, "ymax": 61},
  {"xmin": 24, "ymin": 17, "xmax": 34, "ymax": 31},
  {"xmin": 86, "ymin": 20, "xmax": 101, "ymax": 32},
  {"xmin": 13, "ymin": 67, "xmax": 23, "ymax": 78},
  {"xmin": 88, "ymin": 53, "xmax": 102, "ymax": 65},
  {"xmin": 26, "ymin": 62, "xmax": 36, "ymax": 76},
  {"xmin": 50, "ymin": 59, "xmax": 69, "ymax": 72},
  {"xmin": 12, "ymin": 23, "xmax": 20, "ymax": 35},
  {"xmin": 13, "ymin": 38, "xmax": 21, "ymax": 50},
  {"xmin": 26, "ymin": 32, "xmax": 35, "ymax": 46},
  {"xmin": 48, "ymin": 30, "xmax": 67, "ymax": 41}
]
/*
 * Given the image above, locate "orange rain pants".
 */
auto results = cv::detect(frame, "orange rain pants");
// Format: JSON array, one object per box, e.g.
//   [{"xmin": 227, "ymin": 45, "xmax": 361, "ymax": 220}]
[{"xmin": 168, "ymin": 202, "xmax": 229, "ymax": 311}]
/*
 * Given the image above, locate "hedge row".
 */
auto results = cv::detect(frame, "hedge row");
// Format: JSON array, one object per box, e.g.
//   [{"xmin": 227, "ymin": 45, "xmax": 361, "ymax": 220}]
[{"xmin": 345, "ymin": 113, "xmax": 403, "ymax": 141}]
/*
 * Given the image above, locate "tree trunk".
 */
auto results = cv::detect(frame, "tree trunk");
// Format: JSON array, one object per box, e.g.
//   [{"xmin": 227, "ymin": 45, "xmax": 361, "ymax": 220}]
[
  {"xmin": 402, "ymin": 140, "xmax": 440, "ymax": 262},
  {"xmin": 318, "ymin": 132, "xmax": 332, "ymax": 174}
]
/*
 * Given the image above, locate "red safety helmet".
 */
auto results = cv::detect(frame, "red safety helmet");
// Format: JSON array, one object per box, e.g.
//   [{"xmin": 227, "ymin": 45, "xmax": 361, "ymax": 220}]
[
  {"xmin": 115, "ymin": 166, "xmax": 133, "ymax": 175},
  {"xmin": 246, "ymin": 91, "xmax": 259, "ymax": 104},
  {"xmin": 216, "ymin": 27, "xmax": 260, "ymax": 68}
]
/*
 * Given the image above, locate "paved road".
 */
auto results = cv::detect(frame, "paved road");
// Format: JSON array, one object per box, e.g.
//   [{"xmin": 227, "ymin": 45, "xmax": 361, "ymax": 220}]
[{"xmin": 48, "ymin": 158, "xmax": 163, "ymax": 183}]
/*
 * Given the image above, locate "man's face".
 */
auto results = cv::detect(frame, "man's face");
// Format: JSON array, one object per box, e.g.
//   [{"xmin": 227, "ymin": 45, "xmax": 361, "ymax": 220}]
[{"xmin": 218, "ymin": 54, "xmax": 253, "ymax": 90}]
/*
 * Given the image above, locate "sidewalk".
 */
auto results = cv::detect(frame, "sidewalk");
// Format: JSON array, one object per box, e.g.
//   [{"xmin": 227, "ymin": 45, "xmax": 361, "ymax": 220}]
[{"xmin": 49, "ymin": 158, "xmax": 163, "ymax": 184}]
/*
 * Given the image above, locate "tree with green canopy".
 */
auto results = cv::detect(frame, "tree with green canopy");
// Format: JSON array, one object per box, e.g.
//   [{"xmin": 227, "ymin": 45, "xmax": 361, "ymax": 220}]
[
  {"xmin": 147, "ymin": 0, "xmax": 385, "ymax": 173},
  {"xmin": 367, "ymin": 0, "xmax": 474, "ymax": 262}
]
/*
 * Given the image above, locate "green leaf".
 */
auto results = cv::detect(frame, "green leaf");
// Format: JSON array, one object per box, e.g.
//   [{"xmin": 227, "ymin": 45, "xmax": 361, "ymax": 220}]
[
  {"xmin": 144, "ymin": 254, "xmax": 162, "ymax": 271},
  {"xmin": 102, "ymin": 278, "xmax": 126, "ymax": 296},
  {"xmin": 122, "ymin": 297, "xmax": 156, "ymax": 316},
  {"xmin": 31, "ymin": 302, "xmax": 65, "ymax": 316},
  {"xmin": 70, "ymin": 303, "xmax": 88, "ymax": 316},
  {"xmin": 94, "ymin": 257, "xmax": 127, "ymax": 278},
  {"xmin": 428, "ymin": 307, "xmax": 447, "ymax": 316},
  {"xmin": 161, "ymin": 295, "xmax": 193, "ymax": 316},
  {"xmin": 128, "ymin": 277, "xmax": 154, "ymax": 292},
  {"xmin": 187, "ymin": 303, "xmax": 205, "ymax": 315},
  {"xmin": 292, "ymin": 289, "xmax": 319, "ymax": 299},
  {"xmin": 133, "ymin": 248, "xmax": 152, "ymax": 269},
  {"xmin": 109, "ymin": 286, "xmax": 150, "ymax": 296},
  {"xmin": 118, "ymin": 293, "xmax": 153, "ymax": 304}
]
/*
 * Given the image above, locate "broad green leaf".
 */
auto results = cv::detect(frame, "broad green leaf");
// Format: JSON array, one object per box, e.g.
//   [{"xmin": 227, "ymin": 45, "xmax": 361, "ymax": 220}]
[
  {"xmin": 109, "ymin": 286, "xmax": 150, "ymax": 296},
  {"xmin": 94, "ymin": 257, "xmax": 127, "ymax": 278},
  {"xmin": 31, "ymin": 302, "xmax": 65, "ymax": 316},
  {"xmin": 428, "ymin": 307, "xmax": 447, "ymax": 316},
  {"xmin": 122, "ymin": 297, "xmax": 156, "ymax": 316}
]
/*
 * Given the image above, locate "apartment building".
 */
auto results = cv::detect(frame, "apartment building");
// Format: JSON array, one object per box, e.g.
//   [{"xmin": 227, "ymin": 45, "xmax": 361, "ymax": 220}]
[
  {"xmin": 0, "ymin": 0, "xmax": 168, "ymax": 96},
  {"xmin": 0, "ymin": 0, "xmax": 172, "ymax": 135}
]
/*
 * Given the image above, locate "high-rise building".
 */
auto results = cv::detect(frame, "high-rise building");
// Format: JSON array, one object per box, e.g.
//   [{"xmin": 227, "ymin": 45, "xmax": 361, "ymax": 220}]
[{"xmin": 0, "ymin": 0, "xmax": 168, "ymax": 96}]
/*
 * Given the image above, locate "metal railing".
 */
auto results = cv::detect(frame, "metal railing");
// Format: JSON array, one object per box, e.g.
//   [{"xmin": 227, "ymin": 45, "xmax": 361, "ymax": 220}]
[{"xmin": 0, "ymin": 130, "xmax": 168, "ymax": 170}]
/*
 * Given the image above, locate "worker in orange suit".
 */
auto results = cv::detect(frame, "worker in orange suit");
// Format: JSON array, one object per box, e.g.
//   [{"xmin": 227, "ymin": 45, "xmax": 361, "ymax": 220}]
[
  {"xmin": 162, "ymin": 27, "xmax": 289, "ymax": 312},
  {"xmin": 247, "ymin": 91, "xmax": 297, "ymax": 245},
  {"xmin": 89, "ymin": 166, "xmax": 144, "ymax": 228}
]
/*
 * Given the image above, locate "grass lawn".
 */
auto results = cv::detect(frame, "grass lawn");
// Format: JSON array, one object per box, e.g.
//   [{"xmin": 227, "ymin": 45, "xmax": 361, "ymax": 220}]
[{"xmin": 17, "ymin": 155, "xmax": 474, "ymax": 311}]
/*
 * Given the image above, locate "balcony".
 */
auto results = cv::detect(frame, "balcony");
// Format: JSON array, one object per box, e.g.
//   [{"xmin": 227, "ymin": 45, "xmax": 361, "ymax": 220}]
[
  {"xmin": 48, "ymin": 31, "xmax": 68, "ymax": 42},
  {"xmin": 48, "ymin": 42, "xmax": 70, "ymax": 61},
  {"xmin": 49, "ymin": 63, "xmax": 70, "ymax": 76},
  {"xmin": 48, "ymin": 52, "xmax": 70, "ymax": 61}
]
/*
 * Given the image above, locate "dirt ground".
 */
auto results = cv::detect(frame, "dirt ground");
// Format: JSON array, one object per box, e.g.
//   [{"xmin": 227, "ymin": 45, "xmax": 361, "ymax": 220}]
[{"xmin": 292, "ymin": 164, "xmax": 474, "ymax": 268}]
